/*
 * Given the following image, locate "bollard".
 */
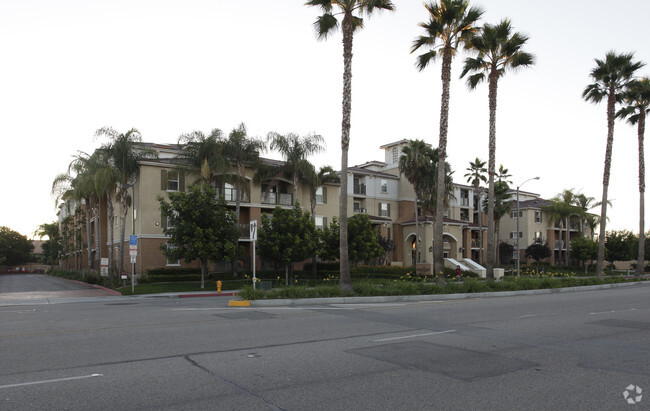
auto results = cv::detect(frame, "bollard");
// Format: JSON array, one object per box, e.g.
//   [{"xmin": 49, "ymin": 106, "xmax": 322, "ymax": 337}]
[{"xmin": 216, "ymin": 280, "xmax": 222, "ymax": 293}]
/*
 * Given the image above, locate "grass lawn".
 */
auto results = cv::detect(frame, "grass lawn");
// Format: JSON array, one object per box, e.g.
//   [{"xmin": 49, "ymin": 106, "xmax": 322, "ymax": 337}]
[{"xmin": 116, "ymin": 280, "xmax": 246, "ymax": 295}]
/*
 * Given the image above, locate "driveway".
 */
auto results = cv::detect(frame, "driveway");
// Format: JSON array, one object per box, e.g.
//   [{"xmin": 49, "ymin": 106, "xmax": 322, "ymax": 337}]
[{"xmin": 0, "ymin": 274, "xmax": 120, "ymax": 304}]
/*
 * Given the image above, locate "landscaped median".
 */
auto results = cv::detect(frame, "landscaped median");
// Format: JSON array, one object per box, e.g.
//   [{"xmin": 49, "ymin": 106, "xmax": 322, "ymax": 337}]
[{"xmin": 231, "ymin": 276, "xmax": 648, "ymax": 305}]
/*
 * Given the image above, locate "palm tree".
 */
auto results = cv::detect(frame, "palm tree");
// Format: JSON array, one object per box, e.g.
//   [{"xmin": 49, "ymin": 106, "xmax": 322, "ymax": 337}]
[
  {"xmin": 176, "ymin": 128, "xmax": 229, "ymax": 187},
  {"xmin": 223, "ymin": 123, "xmax": 266, "ymax": 225},
  {"xmin": 95, "ymin": 127, "xmax": 157, "ymax": 278},
  {"xmin": 583, "ymin": 51, "xmax": 645, "ymax": 278},
  {"xmin": 617, "ymin": 77, "xmax": 650, "ymax": 277},
  {"xmin": 496, "ymin": 164, "xmax": 512, "ymax": 184},
  {"xmin": 307, "ymin": 0, "xmax": 395, "ymax": 292},
  {"xmin": 460, "ymin": 18, "xmax": 534, "ymax": 278},
  {"xmin": 305, "ymin": 164, "xmax": 340, "ymax": 275},
  {"xmin": 543, "ymin": 189, "xmax": 578, "ymax": 266},
  {"xmin": 465, "ymin": 157, "xmax": 487, "ymax": 262},
  {"xmin": 398, "ymin": 140, "xmax": 430, "ymax": 269},
  {"xmin": 93, "ymin": 147, "xmax": 119, "ymax": 283},
  {"xmin": 267, "ymin": 132, "xmax": 325, "ymax": 205},
  {"xmin": 412, "ymin": 0, "xmax": 483, "ymax": 278}
]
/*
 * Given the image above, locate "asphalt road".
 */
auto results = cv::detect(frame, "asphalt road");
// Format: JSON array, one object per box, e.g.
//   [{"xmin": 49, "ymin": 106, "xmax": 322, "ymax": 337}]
[{"xmin": 0, "ymin": 275, "xmax": 649, "ymax": 410}]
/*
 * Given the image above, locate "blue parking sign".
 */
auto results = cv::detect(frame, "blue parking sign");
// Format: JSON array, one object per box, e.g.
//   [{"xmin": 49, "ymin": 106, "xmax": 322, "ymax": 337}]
[{"xmin": 129, "ymin": 235, "xmax": 138, "ymax": 246}]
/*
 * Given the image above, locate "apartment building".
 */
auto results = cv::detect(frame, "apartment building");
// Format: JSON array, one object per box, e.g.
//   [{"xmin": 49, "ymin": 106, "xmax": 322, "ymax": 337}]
[{"xmin": 58, "ymin": 139, "xmax": 590, "ymax": 275}]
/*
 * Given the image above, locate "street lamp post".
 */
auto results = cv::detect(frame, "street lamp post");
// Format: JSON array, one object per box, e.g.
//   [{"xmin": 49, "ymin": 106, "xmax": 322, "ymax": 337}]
[{"xmin": 516, "ymin": 176, "xmax": 540, "ymax": 276}]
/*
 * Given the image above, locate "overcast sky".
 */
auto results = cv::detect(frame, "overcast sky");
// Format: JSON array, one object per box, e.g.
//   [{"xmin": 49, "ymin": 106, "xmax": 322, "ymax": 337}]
[{"xmin": 1, "ymin": 0, "xmax": 648, "ymax": 238}]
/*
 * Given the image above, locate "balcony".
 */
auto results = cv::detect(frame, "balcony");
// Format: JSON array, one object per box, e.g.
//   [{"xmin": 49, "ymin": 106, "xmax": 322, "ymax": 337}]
[
  {"xmin": 353, "ymin": 183, "xmax": 366, "ymax": 195},
  {"xmin": 238, "ymin": 223, "xmax": 250, "ymax": 239},
  {"xmin": 218, "ymin": 187, "xmax": 249, "ymax": 203},
  {"xmin": 261, "ymin": 192, "xmax": 293, "ymax": 206}
]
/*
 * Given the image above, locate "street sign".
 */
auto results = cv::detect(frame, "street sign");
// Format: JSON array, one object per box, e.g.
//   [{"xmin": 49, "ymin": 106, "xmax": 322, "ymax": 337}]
[
  {"xmin": 130, "ymin": 250, "xmax": 137, "ymax": 257},
  {"xmin": 130, "ymin": 255, "xmax": 136, "ymax": 263},
  {"xmin": 250, "ymin": 220, "xmax": 258, "ymax": 241},
  {"xmin": 129, "ymin": 235, "xmax": 138, "ymax": 246}
]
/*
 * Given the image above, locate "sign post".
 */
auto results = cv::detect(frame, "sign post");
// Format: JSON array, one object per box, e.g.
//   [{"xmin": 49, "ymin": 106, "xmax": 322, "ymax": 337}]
[
  {"xmin": 250, "ymin": 220, "xmax": 257, "ymax": 290},
  {"xmin": 129, "ymin": 235, "xmax": 137, "ymax": 293}
]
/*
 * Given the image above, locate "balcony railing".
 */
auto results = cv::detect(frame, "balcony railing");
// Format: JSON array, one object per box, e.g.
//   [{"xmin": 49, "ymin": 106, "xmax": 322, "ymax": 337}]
[
  {"xmin": 353, "ymin": 183, "xmax": 366, "ymax": 195},
  {"xmin": 261, "ymin": 192, "xmax": 293, "ymax": 206},
  {"xmin": 238, "ymin": 223, "xmax": 250, "ymax": 239},
  {"xmin": 217, "ymin": 188, "xmax": 250, "ymax": 203}
]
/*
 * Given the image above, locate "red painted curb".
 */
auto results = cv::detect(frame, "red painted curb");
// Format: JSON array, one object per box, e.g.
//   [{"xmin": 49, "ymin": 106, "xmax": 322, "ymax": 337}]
[
  {"xmin": 178, "ymin": 292, "xmax": 238, "ymax": 298},
  {"xmin": 57, "ymin": 276, "xmax": 123, "ymax": 296}
]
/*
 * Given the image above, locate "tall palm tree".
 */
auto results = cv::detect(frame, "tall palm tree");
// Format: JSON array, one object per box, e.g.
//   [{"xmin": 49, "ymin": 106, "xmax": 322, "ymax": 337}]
[
  {"xmin": 460, "ymin": 18, "xmax": 534, "ymax": 278},
  {"xmin": 543, "ymin": 189, "xmax": 578, "ymax": 266},
  {"xmin": 617, "ymin": 77, "xmax": 650, "ymax": 277},
  {"xmin": 95, "ymin": 127, "xmax": 157, "ymax": 278},
  {"xmin": 465, "ymin": 157, "xmax": 487, "ymax": 262},
  {"xmin": 583, "ymin": 51, "xmax": 644, "ymax": 278},
  {"xmin": 93, "ymin": 147, "xmax": 118, "ymax": 283},
  {"xmin": 412, "ymin": 0, "xmax": 483, "ymax": 278},
  {"xmin": 496, "ymin": 164, "xmax": 512, "ymax": 184},
  {"xmin": 307, "ymin": 0, "xmax": 395, "ymax": 292}
]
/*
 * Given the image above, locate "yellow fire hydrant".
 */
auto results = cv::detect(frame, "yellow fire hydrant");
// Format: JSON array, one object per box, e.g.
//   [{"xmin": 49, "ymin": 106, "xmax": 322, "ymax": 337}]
[{"xmin": 216, "ymin": 280, "xmax": 222, "ymax": 293}]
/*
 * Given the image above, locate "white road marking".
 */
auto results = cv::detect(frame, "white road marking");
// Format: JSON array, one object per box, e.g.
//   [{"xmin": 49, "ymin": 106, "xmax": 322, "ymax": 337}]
[
  {"xmin": 589, "ymin": 308, "xmax": 636, "ymax": 315},
  {"xmin": 372, "ymin": 330, "xmax": 456, "ymax": 342},
  {"xmin": 0, "ymin": 374, "xmax": 103, "ymax": 390}
]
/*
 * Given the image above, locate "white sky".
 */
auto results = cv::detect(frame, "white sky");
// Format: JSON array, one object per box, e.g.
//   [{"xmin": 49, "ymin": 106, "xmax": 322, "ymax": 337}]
[{"xmin": 1, "ymin": 0, "xmax": 648, "ymax": 238}]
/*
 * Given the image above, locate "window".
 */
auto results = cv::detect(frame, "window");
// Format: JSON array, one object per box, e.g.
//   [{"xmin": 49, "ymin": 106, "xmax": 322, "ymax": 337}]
[
  {"xmin": 379, "ymin": 202, "xmax": 390, "ymax": 217},
  {"xmin": 460, "ymin": 189, "xmax": 469, "ymax": 206},
  {"xmin": 510, "ymin": 232, "xmax": 523, "ymax": 239},
  {"xmin": 535, "ymin": 210, "xmax": 542, "ymax": 223},
  {"xmin": 167, "ymin": 171, "xmax": 179, "ymax": 191},
  {"xmin": 380, "ymin": 179, "xmax": 388, "ymax": 194},
  {"xmin": 166, "ymin": 244, "xmax": 180, "ymax": 266},
  {"xmin": 392, "ymin": 147, "xmax": 398, "ymax": 164},
  {"xmin": 510, "ymin": 211, "xmax": 522, "ymax": 218},
  {"xmin": 316, "ymin": 187, "xmax": 327, "ymax": 204},
  {"xmin": 460, "ymin": 209, "xmax": 469, "ymax": 221},
  {"xmin": 223, "ymin": 182, "xmax": 235, "ymax": 201},
  {"xmin": 315, "ymin": 216, "xmax": 327, "ymax": 230},
  {"xmin": 353, "ymin": 202, "xmax": 361, "ymax": 213}
]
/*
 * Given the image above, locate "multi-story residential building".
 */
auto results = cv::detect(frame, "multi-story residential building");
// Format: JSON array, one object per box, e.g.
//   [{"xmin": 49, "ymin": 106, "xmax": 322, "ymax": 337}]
[{"xmin": 57, "ymin": 139, "xmax": 592, "ymax": 276}]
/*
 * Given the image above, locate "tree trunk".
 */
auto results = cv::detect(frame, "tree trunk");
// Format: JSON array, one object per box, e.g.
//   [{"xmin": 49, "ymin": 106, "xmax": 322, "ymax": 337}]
[
  {"xmin": 234, "ymin": 161, "xmax": 242, "ymax": 278},
  {"xmin": 486, "ymin": 69, "xmax": 499, "ymax": 279},
  {"xmin": 118, "ymin": 195, "xmax": 128, "ymax": 279},
  {"xmin": 339, "ymin": 13, "xmax": 353, "ymax": 293},
  {"xmin": 94, "ymin": 203, "xmax": 101, "ymax": 270},
  {"xmin": 565, "ymin": 217, "xmax": 570, "ymax": 266},
  {"xmin": 311, "ymin": 195, "xmax": 318, "ymax": 277},
  {"xmin": 596, "ymin": 87, "xmax": 617, "ymax": 278},
  {"xmin": 201, "ymin": 258, "xmax": 207, "ymax": 289},
  {"xmin": 106, "ymin": 190, "xmax": 115, "ymax": 284},
  {"xmin": 434, "ymin": 47, "xmax": 452, "ymax": 284},
  {"xmin": 637, "ymin": 111, "xmax": 646, "ymax": 277},
  {"xmin": 414, "ymin": 195, "xmax": 419, "ymax": 268},
  {"xmin": 85, "ymin": 201, "xmax": 93, "ymax": 270}
]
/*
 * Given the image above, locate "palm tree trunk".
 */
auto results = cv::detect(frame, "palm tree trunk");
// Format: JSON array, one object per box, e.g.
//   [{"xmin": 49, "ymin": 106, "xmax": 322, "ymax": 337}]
[
  {"xmin": 106, "ymin": 190, "xmax": 115, "ymax": 284},
  {"xmin": 311, "ymin": 195, "xmax": 318, "ymax": 277},
  {"xmin": 414, "ymin": 195, "xmax": 419, "ymax": 269},
  {"xmin": 339, "ymin": 13, "xmax": 353, "ymax": 293},
  {"xmin": 234, "ymin": 161, "xmax": 243, "ymax": 278},
  {"xmin": 637, "ymin": 112, "xmax": 646, "ymax": 277},
  {"xmin": 596, "ymin": 89, "xmax": 617, "ymax": 278},
  {"xmin": 85, "ymin": 202, "xmax": 93, "ymax": 270},
  {"xmin": 486, "ymin": 71, "xmax": 499, "ymax": 279},
  {"xmin": 434, "ymin": 47, "xmax": 452, "ymax": 284},
  {"xmin": 94, "ymin": 203, "xmax": 101, "ymax": 270},
  {"xmin": 119, "ymin": 196, "xmax": 128, "ymax": 279},
  {"xmin": 565, "ymin": 217, "xmax": 570, "ymax": 266}
]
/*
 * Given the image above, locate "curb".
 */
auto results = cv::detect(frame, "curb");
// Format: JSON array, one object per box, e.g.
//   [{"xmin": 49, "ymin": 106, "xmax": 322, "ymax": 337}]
[
  {"xmin": 178, "ymin": 292, "xmax": 238, "ymax": 298},
  {"xmin": 231, "ymin": 281, "xmax": 648, "ymax": 307}
]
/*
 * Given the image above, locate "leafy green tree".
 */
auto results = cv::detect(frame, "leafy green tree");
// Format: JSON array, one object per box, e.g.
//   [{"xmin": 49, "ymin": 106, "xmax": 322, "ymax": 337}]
[
  {"xmin": 307, "ymin": 0, "xmax": 395, "ymax": 293},
  {"xmin": 258, "ymin": 204, "xmax": 317, "ymax": 285},
  {"xmin": 498, "ymin": 241, "xmax": 514, "ymax": 265},
  {"xmin": 158, "ymin": 184, "xmax": 240, "ymax": 288},
  {"xmin": 347, "ymin": 214, "xmax": 383, "ymax": 264},
  {"xmin": 378, "ymin": 235, "xmax": 396, "ymax": 266},
  {"xmin": 604, "ymin": 230, "xmax": 637, "ymax": 272},
  {"xmin": 320, "ymin": 216, "xmax": 341, "ymax": 263},
  {"xmin": 583, "ymin": 51, "xmax": 645, "ymax": 277},
  {"xmin": 412, "ymin": 0, "xmax": 483, "ymax": 280},
  {"xmin": 0, "ymin": 227, "xmax": 34, "ymax": 265},
  {"xmin": 318, "ymin": 215, "xmax": 383, "ymax": 265},
  {"xmin": 524, "ymin": 243, "xmax": 551, "ymax": 266},
  {"xmin": 617, "ymin": 77, "xmax": 650, "ymax": 277},
  {"xmin": 96, "ymin": 127, "xmax": 157, "ymax": 277},
  {"xmin": 461, "ymin": 18, "xmax": 534, "ymax": 278},
  {"xmin": 571, "ymin": 237, "xmax": 598, "ymax": 274}
]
